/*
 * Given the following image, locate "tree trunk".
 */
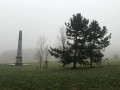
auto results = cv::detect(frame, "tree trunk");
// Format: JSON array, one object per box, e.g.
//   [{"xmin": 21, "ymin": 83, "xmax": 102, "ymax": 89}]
[
  {"xmin": 90, "ymin": 58, "xmax": 93, "ymax": 68},
  {"xmin": 39, "ymin": 61, "xmax": 42, "ymax": 68},
  {"xmin": 73, "ymin": 60, "xmax": 76, "ymax": 68},
  {"xmin": 37, "ymin": 65, "xmax": 38, "ymax": 70},
  {"xmin": 63, "ymin": 63, "xmax": 65, "ymax": 67},
  {"xmin": 46, "ymin": 61, "xmax": 48, "ymax": 69},
  {"xmin": 40, "ymin": 63, "xmax": 41, "ymax": 68},
  {"xmin": 44, "ymin": 61, "xmax": 46, "ymax": 68},
  {"xmin": 73, "ymin": 35, "xmax": 77, "ymax": 69}
]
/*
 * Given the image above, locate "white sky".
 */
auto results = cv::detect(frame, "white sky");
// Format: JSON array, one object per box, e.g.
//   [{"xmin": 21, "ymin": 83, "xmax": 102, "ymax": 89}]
[{"xmin": 0, "ymin": 0, "xmax": 120, "ymax": 57}]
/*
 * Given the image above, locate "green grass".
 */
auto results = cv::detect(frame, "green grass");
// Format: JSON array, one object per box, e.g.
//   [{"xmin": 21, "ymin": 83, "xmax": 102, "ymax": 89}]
[{"xmin": 0, "ymin": 59, "xmax": 120, "ymax": 90}]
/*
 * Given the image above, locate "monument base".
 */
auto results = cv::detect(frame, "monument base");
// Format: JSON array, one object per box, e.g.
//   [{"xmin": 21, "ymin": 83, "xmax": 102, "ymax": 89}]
[
  {"xmin": 15, "ymin": 63, "xmax": 23, "ymax": 66},
  {"xmin": 7, "ymin": 64, "xmax": 31, "ymax": 66}
]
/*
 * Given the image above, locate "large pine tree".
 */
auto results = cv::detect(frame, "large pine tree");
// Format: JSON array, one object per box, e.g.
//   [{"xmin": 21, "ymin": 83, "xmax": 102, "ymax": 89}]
[
  {"xmin": 86, "ymin": 20, "xmax": 111, "ymax": 68},
  {"xmin": 65, "ymin": 13, "xmax": 89, "ymax": 68}
]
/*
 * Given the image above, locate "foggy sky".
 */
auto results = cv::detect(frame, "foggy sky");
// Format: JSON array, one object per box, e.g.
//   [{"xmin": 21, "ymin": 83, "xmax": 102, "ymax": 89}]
[{"xmin": 0, "ymin": 0, "xmax": 120, "ymax": 57}]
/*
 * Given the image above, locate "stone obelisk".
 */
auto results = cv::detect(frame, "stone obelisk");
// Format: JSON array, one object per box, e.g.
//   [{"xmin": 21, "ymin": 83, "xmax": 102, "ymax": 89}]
[{"xmin": 15, "ymin": 30, "xmax": 23, "ymax": 66}]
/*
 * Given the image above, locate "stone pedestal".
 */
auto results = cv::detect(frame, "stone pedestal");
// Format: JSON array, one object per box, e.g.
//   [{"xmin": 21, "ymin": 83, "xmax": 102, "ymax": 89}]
[{"xmin": 15, "ymin": 57, "xmax": 23, "ymax": 66}]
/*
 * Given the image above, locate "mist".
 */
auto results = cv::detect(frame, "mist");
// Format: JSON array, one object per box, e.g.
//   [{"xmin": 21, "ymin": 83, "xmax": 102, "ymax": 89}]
[{"xmin": 0, "ymin": 0, "xmax": 120, "ymax": 60}]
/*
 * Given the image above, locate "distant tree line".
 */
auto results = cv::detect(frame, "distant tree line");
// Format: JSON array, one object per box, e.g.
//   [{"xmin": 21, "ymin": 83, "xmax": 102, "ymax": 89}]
[
  {"xmin": 49, "ymin": 13, "xmax": 111, "ymax": 68},
  {"xmin": 113, "ymin": 54, "xmax": 119, "ymax": 59}
]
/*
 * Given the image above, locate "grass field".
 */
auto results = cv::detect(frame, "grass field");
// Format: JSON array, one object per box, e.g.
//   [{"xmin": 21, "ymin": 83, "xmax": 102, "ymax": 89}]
[{"xmin": 0, "ymin": 59, "xmax": 120, "ymax": 90}]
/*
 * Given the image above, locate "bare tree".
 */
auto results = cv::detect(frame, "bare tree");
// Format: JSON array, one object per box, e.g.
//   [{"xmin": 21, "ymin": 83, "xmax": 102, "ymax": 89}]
[
  {"xmin": 57, "ymin": 27, "xmax": 68, "ymax": 67},
  {"xmin": 57, "ymin": 27, "xmax": 67, "ymax": 50},
  {"xmin": 36, "ymin": 36, "xmax": 50, "ymax": 69},
  {"xmin": 44, "ymin": 45, "xmax": 49, "ymax": 68},
  {"xmin": 36, "ymin": 36, "xmax": 46, "ymax": 68}
]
